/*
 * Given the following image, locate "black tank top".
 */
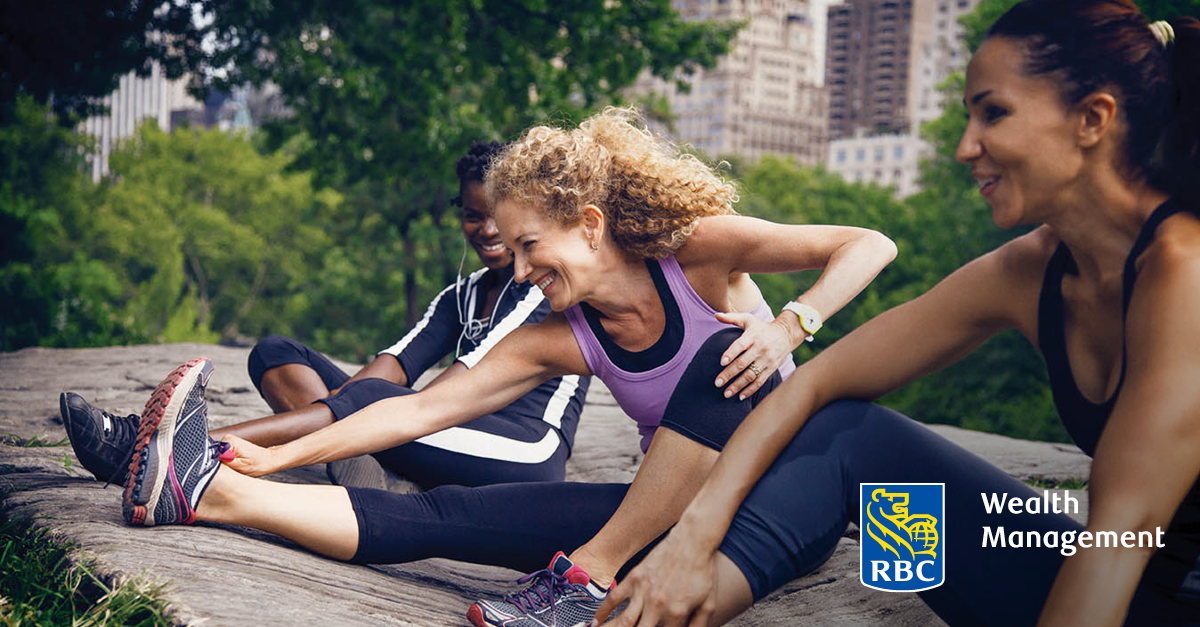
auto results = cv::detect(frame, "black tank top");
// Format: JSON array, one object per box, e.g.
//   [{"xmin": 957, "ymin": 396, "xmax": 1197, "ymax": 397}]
[{"xmin": 1038, "ymin": 199, "xmax": 1200, "ymax": 607}]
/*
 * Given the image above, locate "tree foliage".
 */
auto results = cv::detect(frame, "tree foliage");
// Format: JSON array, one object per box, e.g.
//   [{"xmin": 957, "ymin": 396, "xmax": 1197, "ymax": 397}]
[
  {"xmin": 0, "ymin": 0, "xmax": 205, "ymax": 123},
  {"xmin": 199, "ymin": 0, "xmax": 738, "ymax": 326},
  {"xmin": 0, "ymin": 112, "xmax": 343, "ymax": 350},
  {"xmin": 95, "ymin": 125, "xmax": 343, "ymax": 344},
  {"xmin": 0, "ymin": 96, "xmax": 118, "ymax": 348}
]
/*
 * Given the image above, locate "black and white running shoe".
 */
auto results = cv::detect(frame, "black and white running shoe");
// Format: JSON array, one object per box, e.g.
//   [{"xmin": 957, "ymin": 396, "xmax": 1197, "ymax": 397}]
[{"xmin": 60, "ymin": 392, "xmax": 140, "ymax": 484}]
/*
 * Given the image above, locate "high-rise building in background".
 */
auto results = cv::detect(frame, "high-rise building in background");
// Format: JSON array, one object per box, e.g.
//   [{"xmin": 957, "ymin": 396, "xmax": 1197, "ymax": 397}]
[
  {"xmin": 79, "ymin": 65, "xmax": 287, "ymax": 181},
  {"xmin": 826, "ymin": 129, "xmax": 927, "ymax": 196},
  {"xmin": 824, "ymin": 0, "xmax": 978, "ymax": 196},
  {"xmin": 630, "ymin": 0, "xmax": 828, "ymax": 165},
  {"xmin": 825, "ymin": 0, "xmax": 934, "ymax": 139},
  {"xmin": 913, "ymin": 0, "xmax": 981, "ymax": 127},
  {"xmin": 79, "ymin": 62, "xmax": 203, "ymax": 181},
  {"xmin": 807, "ymin": 0, "xmax": 837, "ymax": 86}
]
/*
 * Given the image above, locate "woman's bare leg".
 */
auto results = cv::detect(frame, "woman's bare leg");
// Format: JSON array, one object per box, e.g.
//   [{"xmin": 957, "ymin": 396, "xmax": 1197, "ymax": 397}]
[
  {"xmin": 567, "ymin": 428, "xmax": 718, "ymax": 586},
  {"xmin": 710, "ymin": 554, "xmax": 755, "ymax": 626},
  {"xmin": 195, "ymin": 467, "xmax": 359, "ymax": 560},
  {"xmin": 258, "ymin": 363, "xmax": 332, "ymax": 412}
]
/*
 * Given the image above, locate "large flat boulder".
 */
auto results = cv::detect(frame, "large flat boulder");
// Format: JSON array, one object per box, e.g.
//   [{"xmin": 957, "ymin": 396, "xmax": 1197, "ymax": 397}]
[{"xmin": 0, "ymin": 344, "xmax": 1092, "ymax": 625}]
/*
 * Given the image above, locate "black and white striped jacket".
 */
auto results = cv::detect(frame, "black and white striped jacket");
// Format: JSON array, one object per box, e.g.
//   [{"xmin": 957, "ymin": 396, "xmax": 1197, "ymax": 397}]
[{"xmin": 378, "ymin": 268, "xmax": 589, "ymax": 456}]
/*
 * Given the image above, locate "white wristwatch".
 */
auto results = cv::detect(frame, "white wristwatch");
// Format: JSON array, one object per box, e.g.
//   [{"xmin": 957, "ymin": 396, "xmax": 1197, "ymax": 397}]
[{"xmin": 781, "ymin": 301, "xmax": 822, "ymax": 342}]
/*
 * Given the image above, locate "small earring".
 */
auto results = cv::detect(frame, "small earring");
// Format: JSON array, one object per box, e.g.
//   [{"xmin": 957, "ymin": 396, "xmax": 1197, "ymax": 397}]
[{"xmin": 591, "ymin": 240, "xmax": 599, "ymax": 251}]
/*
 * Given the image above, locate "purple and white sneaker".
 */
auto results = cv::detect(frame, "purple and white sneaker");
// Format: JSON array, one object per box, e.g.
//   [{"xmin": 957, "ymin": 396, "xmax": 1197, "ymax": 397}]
[
  {"xmin": 468, "ymin": 552, "xmax": 610, "ymax": 627},
  {"xmin": 123, "ymin": 358, "xmax": 231, "ymax": 526}
]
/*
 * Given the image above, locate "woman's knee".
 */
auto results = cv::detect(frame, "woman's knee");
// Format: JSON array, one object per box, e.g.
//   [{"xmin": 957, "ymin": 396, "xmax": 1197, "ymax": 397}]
[
  {"xmin": 247, "ymin": 335, "xmax": 305, "ymax": 390},
  {"xmin": 249, "ymin": 335, "xmax": 304, "ymax": 363},
  {"xmin": 324, "ymin": 378, "xmax": 414, "ymax": 422},
  {"xmin": 659, "ymin": 329, "xmax": 775, "ymax": 451}
]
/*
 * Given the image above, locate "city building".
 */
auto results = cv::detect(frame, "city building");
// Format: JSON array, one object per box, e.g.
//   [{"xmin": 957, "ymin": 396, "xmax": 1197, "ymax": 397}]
[
  {"xmin": 913, "ymin": 0, "xmax": 981, "ymax": 127},
  {"xmin": 78, "ymin": 65, "xmax": 288, "ymax": 181},
  {"xmin": 827, "ymin": 129, "xmax": 929, "ymax": 197},
  {"xmin": 630, "ymin": 0, "xmax": 829, "ymax": 165},
  {"xmin": 825, "ymin": 0, "xmax": 935, "ymax": 140},
  {"xmin": 823, "ymin": 0, "xmax": 978, "ymax": 196},
  {"xmin": 78, "ymin": 62, "xmax": 203, "ymax": 181}
]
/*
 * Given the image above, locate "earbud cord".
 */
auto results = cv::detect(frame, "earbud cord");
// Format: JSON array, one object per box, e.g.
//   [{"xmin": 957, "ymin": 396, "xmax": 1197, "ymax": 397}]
[
  {"xmin": 455, "ymin": 239, "xmax": 516, "ymax": 359},
  {"xmin": 455, "ymin": 237, "xmax": 470, "ymax": 359}
]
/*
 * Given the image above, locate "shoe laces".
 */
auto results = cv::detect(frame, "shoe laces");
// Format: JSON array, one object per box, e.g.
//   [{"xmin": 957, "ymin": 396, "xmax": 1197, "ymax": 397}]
[
  {"xmin": 210, "ymin": 438, "xmax": 233, "ymax": 463},
  {"xmin": 103, "ymin": 432, "xmax": 231, "ymax": 490},
  {"xmin": 104, "ymin": 423, "xmax": 140, "ymax": 490},
  {"xmin": 504, "ymin": 568, "xmax": 577, "ymax": 615},
  {"xmin": 103, "ymin": 410, "xmax": 139, "ymax": 442}
]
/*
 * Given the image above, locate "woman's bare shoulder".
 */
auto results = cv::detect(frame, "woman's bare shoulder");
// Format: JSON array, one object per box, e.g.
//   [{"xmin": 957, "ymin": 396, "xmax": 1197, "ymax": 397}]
[
  {"xmin": 1140, "ymin": 211, "xmax": 1200, "ymax": 271},
  {"xmin": 673, "ymin": 215, "xmax": 744, "ymax": 265},
  {"xmin": 1132, "ymin": 211, "xmax": 1200, "ymax": 302}
]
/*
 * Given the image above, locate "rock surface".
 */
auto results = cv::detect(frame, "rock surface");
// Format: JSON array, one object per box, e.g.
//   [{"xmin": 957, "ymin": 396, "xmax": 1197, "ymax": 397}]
[{"xmin": 0, "ymin": 344, "xmax": 1092, "ymax": 626}]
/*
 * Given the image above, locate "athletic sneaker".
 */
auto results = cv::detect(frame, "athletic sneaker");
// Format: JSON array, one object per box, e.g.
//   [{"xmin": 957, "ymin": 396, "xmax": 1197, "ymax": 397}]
[
  {"xmin": 467, "ymin": 552, "xmax": 609, "ymax": 627},
  {"xmin": 60, "ymin": 392, "xmax": 141, "ymax": 484},
  {"xmin": 123, "ymin": 358, "xmax": 232, "ymax": 526}
]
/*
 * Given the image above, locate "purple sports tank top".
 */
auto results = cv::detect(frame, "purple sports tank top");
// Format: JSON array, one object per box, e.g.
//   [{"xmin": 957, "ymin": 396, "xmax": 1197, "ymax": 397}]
[{"xmin": 564, "ymin": 255, "xmax": 795, "ymax": 452}]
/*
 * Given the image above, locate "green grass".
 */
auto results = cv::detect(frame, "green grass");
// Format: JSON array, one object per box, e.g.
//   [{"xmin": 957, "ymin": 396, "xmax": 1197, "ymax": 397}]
[
  {"xmin": 0, "ymin": 435, "xmax": 70, "ymax": 448},
  {"xmin": 0, "ymin": 516, "xmax": 174, "ymax": 626},
  {"xmin": 1025, "ymin": 476, "xmax": 1089, "ymax": 491}
]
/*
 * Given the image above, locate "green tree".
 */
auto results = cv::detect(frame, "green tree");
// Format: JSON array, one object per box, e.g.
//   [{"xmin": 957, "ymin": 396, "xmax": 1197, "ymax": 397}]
[
  {"xmin": 0, "ymin": 96, "xmax": 126, "ymax": 349},
  {"xmin": 201, "ymin": 0, "xmax": 739, "ymax": 327},
  {"xmin": 0, "ymin": 0, "xmax": 206, "ymax": 123},
  {"xmin": 94, "ymin": 125, "xmax": 342, "ymax": 344}
]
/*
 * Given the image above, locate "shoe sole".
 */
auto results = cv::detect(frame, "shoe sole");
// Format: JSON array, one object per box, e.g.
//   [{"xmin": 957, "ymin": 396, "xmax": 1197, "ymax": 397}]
[
  {"xmin": 123, "ymin": 358, "xmax": 213, "ymax": 526},
  {"xmin": 466, "ymin": 602, "xmax": 594, "ymax": 627},
  {"xmin": 466, "ymin": 604, "xmax": 487, "ymax": 627}
]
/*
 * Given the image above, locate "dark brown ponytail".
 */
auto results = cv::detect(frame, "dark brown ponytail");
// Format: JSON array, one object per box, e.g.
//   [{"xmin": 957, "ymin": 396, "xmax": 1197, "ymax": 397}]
[
  {"xmin": 986, "ymin": 1, "xmax": 1200, "ymax": 207},
  {"xmin": 1157, "ymin": 16, "xmax": 1200, "ymax": 207}
]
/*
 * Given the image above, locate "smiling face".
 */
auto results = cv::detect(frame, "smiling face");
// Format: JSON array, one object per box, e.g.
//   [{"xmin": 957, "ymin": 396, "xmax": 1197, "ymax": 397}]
[
  {"xmin": 494, "ymin": 200, "xmax": 598, "ymax": 311},
  {"xmin": 460, "ymin": 180, "xmax": 512, "ymax": 270},
  {"xmin": 956, "ymin": 37, "xmax": 1088, "ymax": 228}
]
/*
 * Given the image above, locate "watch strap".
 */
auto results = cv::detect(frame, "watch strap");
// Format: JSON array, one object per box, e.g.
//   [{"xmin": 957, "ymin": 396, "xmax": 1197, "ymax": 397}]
[{"xmin": 781, "ymin": 301, "xmax": 822, "ymax": 341}]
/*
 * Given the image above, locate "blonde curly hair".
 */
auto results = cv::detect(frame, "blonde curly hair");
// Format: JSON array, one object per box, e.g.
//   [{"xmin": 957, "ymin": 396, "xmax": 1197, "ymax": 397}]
[{"xmin": 485, "ymin": 107, "xmax": 738, "ymax": 259}]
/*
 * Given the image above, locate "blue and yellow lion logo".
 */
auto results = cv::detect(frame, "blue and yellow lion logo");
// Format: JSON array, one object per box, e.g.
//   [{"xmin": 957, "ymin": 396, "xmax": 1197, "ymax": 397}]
[{"xmin": 865, "ymin": 488, "xmax": 940, "ymax": 560}]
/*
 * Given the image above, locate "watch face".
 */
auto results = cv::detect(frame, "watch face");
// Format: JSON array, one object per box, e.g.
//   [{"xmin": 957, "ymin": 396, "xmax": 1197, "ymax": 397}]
[{"xmin": 785, "ymin": 302, "xmax": 820, "ymax": 335}]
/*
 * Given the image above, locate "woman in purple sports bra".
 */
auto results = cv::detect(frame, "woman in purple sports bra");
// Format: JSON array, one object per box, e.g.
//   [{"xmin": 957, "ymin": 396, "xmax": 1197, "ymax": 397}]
[{"xmin": 114, "ymin": 107, "xmax": 896, "ymax": 626}]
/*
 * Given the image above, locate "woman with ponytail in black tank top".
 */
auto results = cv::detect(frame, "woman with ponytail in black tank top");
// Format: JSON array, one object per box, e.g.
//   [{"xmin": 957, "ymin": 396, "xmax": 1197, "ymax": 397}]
[{"xmin": 600, "ymin": 1, "xmax": 1200, "ymax": 625}]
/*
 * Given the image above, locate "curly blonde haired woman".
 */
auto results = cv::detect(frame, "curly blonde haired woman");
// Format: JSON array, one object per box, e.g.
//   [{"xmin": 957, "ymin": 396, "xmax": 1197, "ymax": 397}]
[{"xmin": 112, "ymin": 108, "xmax": 896, "ymax": 626}]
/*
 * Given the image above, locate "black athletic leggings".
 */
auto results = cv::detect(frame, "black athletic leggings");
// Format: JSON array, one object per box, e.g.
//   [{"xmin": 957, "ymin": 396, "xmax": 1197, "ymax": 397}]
[
  {"xmin": 346, "ymin": 328, "xmax": 782, "ymax": 576},
  {"xmin": 246, "ymin": 335, "xmax": 569, "ymax": 488},
  {"xmin": 720, "ymin": 400, "xmax": 1199, "ymax": 626},
  {"xmin": 350, "ymin": 391, "xmax": 1197, "ymax": 625}
]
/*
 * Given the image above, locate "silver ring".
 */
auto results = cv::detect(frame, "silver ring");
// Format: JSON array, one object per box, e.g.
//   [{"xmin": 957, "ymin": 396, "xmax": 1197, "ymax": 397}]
[{"xmin": 748, "ymin": 363, "xmax": 762, "ymax": 379}]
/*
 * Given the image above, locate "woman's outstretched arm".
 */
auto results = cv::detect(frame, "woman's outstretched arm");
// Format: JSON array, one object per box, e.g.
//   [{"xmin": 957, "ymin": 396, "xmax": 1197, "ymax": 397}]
[
  {"xmin": 223, "ymin": 314, "xmax": 587, "ymax": 477},
  {"xmin": 596, "ymin": 231, "xmax": 1051, "ymax": 627}
]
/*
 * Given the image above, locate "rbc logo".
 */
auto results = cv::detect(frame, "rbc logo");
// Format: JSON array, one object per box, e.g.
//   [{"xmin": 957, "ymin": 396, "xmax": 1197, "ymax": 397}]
[{"xmin": 860, "ymin": 483, "xmax": 945, "ymax": 592}]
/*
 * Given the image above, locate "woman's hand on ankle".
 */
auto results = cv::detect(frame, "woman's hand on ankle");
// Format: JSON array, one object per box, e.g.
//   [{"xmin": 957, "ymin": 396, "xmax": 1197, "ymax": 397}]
[
  {"xmin": 220, "ymin": 434, "xmax": 282, "ymax": 477},
  {"xmin": 592, "ymin": 525, "xmax": 720, "ymax": 627}
]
